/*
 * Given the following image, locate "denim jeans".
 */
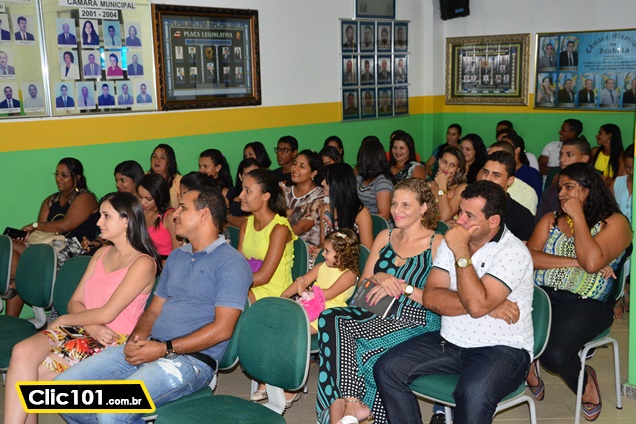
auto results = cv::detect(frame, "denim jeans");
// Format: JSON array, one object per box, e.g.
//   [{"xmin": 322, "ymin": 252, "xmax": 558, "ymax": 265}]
[
  {"xmin": 374, "ymin": 331, "xmax": 530, "ymax": 424},
  {"xmin": 55, "ymin": 345, "xmax": 214, "ymax": 423}
]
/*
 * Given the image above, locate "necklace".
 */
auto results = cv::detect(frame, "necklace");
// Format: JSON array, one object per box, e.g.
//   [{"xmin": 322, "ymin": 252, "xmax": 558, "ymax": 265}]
[{"xmin": 566, "ymin": 215, "xmax": 574, "ymax": 235}]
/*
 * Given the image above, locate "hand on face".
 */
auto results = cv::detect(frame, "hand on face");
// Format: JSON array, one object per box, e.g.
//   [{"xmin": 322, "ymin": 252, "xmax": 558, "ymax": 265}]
[
  {"xmin": 434, "ymin": 170, "xmax": 449, "ymax": 191},
  {"xmin": 444, "ymin": 223, "xmax": 478, "ymax": 253},
  {"xmin": 560, "ymin": 185, "xmax": 584, "ymax": 220}
]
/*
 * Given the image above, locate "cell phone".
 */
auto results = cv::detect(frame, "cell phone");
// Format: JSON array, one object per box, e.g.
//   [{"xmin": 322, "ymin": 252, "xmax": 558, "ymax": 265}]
[
  {"xmin": 3, "ymin": 227, "xmax": 28, "ymax": 239},
  {"xmin": 59, "ymin": 326, "xmax": 84, "ymax": 338}
]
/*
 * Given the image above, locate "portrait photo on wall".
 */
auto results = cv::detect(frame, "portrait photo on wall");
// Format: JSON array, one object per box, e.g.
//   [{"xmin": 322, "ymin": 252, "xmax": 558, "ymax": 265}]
[
  {"xmin": 54, "ymin": 82, "xmax": 75, "ymax": 110},
  {"xmin": 356, "ymin": 0, "xmax": 396, "ymax": 19},
  {"xmin": 80, "ymin": 19, "xmax": 100, "ymax": 47},
  {"xmin": 577, "ymin": 73, "xmax": 597, "ymax": 107},
  {"xmin": 394, "ymin": 23, "xmax": 407, "ymax": 51},
  {"xmin": 127, "ymin": 52, "xmax": 144, "ymax": 76},
  {"xmin": 60, "ymin": 50, "xmax": 80, "ymax": 80},
  {"xmin": 343, "ymin": 57, "xmax": 357, "ymax": 86},
  {"xmin": 342, "ymin": 20, "xmax": 358, "ymax": 52},
  {"xmin": 559, "ymin": 36, "xmax": 578, "ymax": 68},
  {"xmin": 556, "ymin": 72, "xmax": 576, "ymax": 105},
  {"xmin": 599, "ymin": 73, "xmax": 620, "ymax": 108},
  {"xmin": 360, "ymin": 87, "xmax": 376, "ymax": 118},
  {"xmin": 135, "ymin": 80, "xmax": 153, "ymax": 106},
  {"xmin": 622, "ymin": 72, "xmax": 636, "ymax": 108},
  {"xmin": 394, "ymin": 86, "xmax": 408, "ymax": 115},
  {"xmin": 97, "ymin": 81, "xmax": 116, "ymax": 107},
  {"xmin": 360, "ymin": 23, "xmax": 375, "ymax": 52},
  {"xmin": 14, "ymin": 15, "xmax": 36, "ymax": 43},
  {"xmin": 342, "ymin": 89, "xmax": 359, "ymax": 120},
  {"xmin": 116, "ymin": 80, "xmax": 135, "ymax": 106},
  {"xmin": 377, "ymin": 87, "xmax": 393, "ymax": 116},
  {"xmin": 377, "ymin": 55, "xmax": 392, "ymax": 84},
  {"xmin": 125, "ymin": 22, "xmax": 142, "ymax": 47},
  {"xmin": 104, "ymin": 21, "xmax": 122, "ymax": 48},
  {"xmin": 0, "ymin": 48, "xmax": 16, "ymax": 78},
  {"xmin": 56, "ymin": 18, "xmax": 77, "ymax": 47},
  {"xmin": 394, "ymin": 56, "xmax": 407, "ymax": 83},
  {"xmin": 0, "ymin": 14, "xmax": 11, "ymax": 44},
  {"xmin": 535, "ymin": 73, "xmax": 556, "ymax": 106},
  {"xmin": 21, "ymin": 82, "xmax": 45, "ymax": 111},
  {"xmin": 76, "ymin": 82, "xmax": 96, "ymax": 110},
  {"xmin": 537, "ymin": 36, "xmax": 558, "ymax": 69},
  {"xmin": 377, "ymin": 24, "xmax": 391, "ymax": 51},
  {"xmin": 106, "ymin": 51, "xmax": 124, "ymax": 79},
  {"xmin": 360, "ymin": 55, "xmax": 375, "ymax": 84},
  {"xmin": 81, "ymin": 51, "xmax": 102, "ymax": 79},
  {"xmin": 0, "ymin": 83, "xmax": 20, "ymax": 112}
]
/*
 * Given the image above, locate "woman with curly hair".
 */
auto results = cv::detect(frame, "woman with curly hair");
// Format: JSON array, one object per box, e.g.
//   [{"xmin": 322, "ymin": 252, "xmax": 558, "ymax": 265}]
[
  {"xmin": 526, "ymin": 162, "xmax": 631, "ymax": 421},
  {"xmin": 592, "ymin": 123, "xmax": 625, "ymax": 186},
  {"xmin": 389, "ymin": 131, "xmax": 426, "ymax": 182},
  {"xmin": 428, "ymin": 145, "xmax": 468, "ymax": 222},
  {"xmin": 317, "ymin": 178, "xmax": 443, "ymax": 424}
]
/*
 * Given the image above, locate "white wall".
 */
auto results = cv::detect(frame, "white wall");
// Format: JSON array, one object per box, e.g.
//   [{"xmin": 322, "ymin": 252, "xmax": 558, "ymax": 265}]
[
  {"xmin": 436, "ymin": 0, "xmax": 636, "ymax": 95},
  {"xmin": 153, "ymin": 0, "xmax": 433, "ymax": 106}
]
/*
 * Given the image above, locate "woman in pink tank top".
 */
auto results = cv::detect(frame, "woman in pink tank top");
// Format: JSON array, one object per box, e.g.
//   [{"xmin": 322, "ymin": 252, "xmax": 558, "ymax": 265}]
[
  {"xmin": 137, "ymin": 173, "xmax": 179, "ymax": 260},
  {"xmin": 4, "ymin": 191, "xmax": 160, "ymax": 424}
]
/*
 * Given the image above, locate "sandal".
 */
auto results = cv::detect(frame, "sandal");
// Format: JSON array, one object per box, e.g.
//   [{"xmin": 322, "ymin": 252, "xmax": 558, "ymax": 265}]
[
  {"xmin": 581, "ymin": 365, "xmax": 602, "ymax": 421},
  {"xmin": 527, "ymin": 364, "xmax": 545, "ymax": 401},
  {"xmin": 337, "ymin": 398, "xmax": 374, "ymax": 424},
  {"xmin": 250, "ymin": 389, "xmax": 268, "ymax": 402},
  {"xmin": 284, "ymin": 392, "xmax": 302, "ymax": 409}
]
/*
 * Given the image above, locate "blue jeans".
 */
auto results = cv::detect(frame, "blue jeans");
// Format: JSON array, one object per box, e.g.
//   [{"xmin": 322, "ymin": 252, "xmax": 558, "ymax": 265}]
[
  {"xmin": 374, "ymin": 331, "xmax": 530, "ymax": 424},
  {"xmin": 55, "ymin": 345, "xmax": 214, "ymax": 423}
]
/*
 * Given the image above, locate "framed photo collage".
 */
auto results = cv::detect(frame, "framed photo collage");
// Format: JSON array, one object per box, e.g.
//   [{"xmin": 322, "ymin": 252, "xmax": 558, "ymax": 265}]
[{"xmin": 340, "ymin": 19, "xmax": 409, "ymax": 121}]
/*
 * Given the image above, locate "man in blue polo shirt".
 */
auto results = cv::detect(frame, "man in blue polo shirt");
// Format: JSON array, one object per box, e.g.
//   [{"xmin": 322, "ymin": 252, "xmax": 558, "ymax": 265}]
[{"xmin": 57, "ymin": 186, "xmax": 252, "ymax": 423}]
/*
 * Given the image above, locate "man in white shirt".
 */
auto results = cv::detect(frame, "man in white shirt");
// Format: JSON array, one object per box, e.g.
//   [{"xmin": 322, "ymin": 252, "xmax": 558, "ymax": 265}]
[
  {"xmin": 375, "ymin": 180, "xmax": 534, "ymax": 424},
  {"xmin": 538, "ymin": 119, "xmax": 582, "ymax": 176}
]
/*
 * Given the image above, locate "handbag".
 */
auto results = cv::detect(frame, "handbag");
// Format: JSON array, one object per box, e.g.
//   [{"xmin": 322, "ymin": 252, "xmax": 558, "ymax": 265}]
[{"xmin": 28, "ymin": 230, "xmax": 67, "ymax": 252}]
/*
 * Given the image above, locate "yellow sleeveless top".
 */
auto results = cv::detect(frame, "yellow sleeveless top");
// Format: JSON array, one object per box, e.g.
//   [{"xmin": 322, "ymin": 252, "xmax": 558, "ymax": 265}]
[
  {"xmin": 243, "ymin": 214, "xmax": 296, "ymax": 300},
  {"xmin": 594, "ymin": 151, "xmax": 613, "ymax": 178},
  {"xmin": 310, "ymin": 263, "xmax": 355, "ymax": 329}
]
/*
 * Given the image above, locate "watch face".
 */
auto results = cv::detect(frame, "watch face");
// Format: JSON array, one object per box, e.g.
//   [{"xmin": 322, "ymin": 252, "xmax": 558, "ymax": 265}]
[
  {"xmin": 438, "ymin": 189, "xmax": 445, "ymax": 196},
  {"xmin": 165, "ymin": 350, "xmax": 178, "ymax": 360},
  {"xmin": 404, "ymin": 285, "xmax": 414, "ymax": 295},
  {"xmin": 457, "ymin": 258, "xmax": 469, "ymax": 267}
]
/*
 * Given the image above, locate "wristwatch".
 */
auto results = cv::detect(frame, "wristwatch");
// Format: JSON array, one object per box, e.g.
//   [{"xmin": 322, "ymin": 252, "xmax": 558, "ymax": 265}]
[
  {"xmin": 403, "ymin": 284, "xmax": 414, "ymax": 297},
  {"xmin": 455, "ymin": 257, "xmax": 473, "ymax": 268},
  {"xmin": 437, "ymin": 189, "xmax": 446, "ymax": 196},
  {"xmin": 164, "ymin": 340, "xmax": 178, "ymax": 360},
  {"xmin": 32, "ymin": 222, "xmax": 38, "ymax": 229}
]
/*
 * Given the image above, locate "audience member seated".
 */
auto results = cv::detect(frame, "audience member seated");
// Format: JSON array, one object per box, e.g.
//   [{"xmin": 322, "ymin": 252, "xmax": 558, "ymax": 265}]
[
  {"xmin": 489, "ymin": 141, "xmax": 539, "ymax": 215},
  {"xmin": 4, "ymin": 192, "xmax": 159, "ymax": 424},
  {"xmin": 374, "ymin": 180, "xmax": 534, "ymax": 424},
  {"xmin": 148, "ymin": 144, "xmax": 182, "ymax": 209},
  {"xmin": 428, "ymin": 145, "xmax": 467, "ymax": 222},
  {"xmin": 389, "ymin": 129, "xmax": 421, "ymax": 162},
  {"xmin": 320, "ymin": 163, "xmax": 373, "ymax": 250},
  {"xmin": 592, "ymin": 123, "xmax": 625, "ymax": 186},
  {"xmin": 273, "ymin": 135, "xmax": 298, "ymax": 186},
  {"xmin": 199, "ymin": 148, "xmax": 233, "ymax": 199},
  {"xmin": 283, "ymin": 150, "xmax": 325, "ymax": 262},
  {"xmin": 538, "ymin": 119, "xmax": 583, "ymax": 176},
  {"xmin": 527, "ymin": 163, "xmax": 631, "ymax": 421},
  {"xmin": 243, "ymin": 141, "xmax": 272, "ymax": 169},
  {"xmin": 389, "ymin": 130, "xmax": 426, "ymax": 182},
  {"xmin": 82, "ymin": 160, "xmax": 145, "ymax": 254},
  {"xmin": 499, "ymin": 130, "xmax": 543, "ymax": 198},
  {"xmin": 320, "ymin": 145, "xmax": 343, "ymax": 166},
  {"xmin": 56, "ymin": 187, "xmax": 252, "ymax": 423},
  {"xmin": 324, "ymin": 135, "xmax": 345, "ymax": 161},
  {"xmin": 137, "ymin": 174, "xmax": 179, "ymax": 261},
  {"xmin": 356, "ymin": 136, "xmax": 395, "ymax": 222},
  {"xmin": 496, "ymin": 127, "xmax": 540, "ymax": 171},
  {"xmin": 479, "ymin": 151, "xmax": 535, "ymax": 241},
  {"xmin": 425, "ymin": 123, "xmax": 461, "ymax": 177},
  {"xmin": 317, "ymin": 178, "xmax": 443, "ymax": 424},
  {"xmin": 461, "ymin": 133, "xmax": 488, "ymax": 183},
  {"xmin": 227, "ymin": 158, "xmax": 261, "ymax": 228},
  {"xmin": 5, "ymin": 158, "xmax": 99, "ymax": 320},
  {"xmin": 537, "ymin": 138, "xmax": 591, "ymax": 221}
]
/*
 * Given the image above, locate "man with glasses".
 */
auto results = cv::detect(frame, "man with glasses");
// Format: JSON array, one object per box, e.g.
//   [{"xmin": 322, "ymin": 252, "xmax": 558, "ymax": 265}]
[{"xmin": 273, "ymin": 135, "xmax": 298, "ymax": 186}]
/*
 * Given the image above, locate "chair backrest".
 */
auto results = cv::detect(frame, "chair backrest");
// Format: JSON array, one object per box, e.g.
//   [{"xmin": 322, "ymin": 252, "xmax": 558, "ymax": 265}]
[
  {"xmin": 613, "ymin": 243, "xmax": 632, "ymax": 300},
  {"xmin": 238, "ymin": 297, "xmax": 310, "ymax": 391},
  {"xmin": 532, "ymin": 286, "xmax": 552, "ymax": 359},
  {"xmin": 436, "ymin": 221, "xmax": 450, "ymax": 235},
  {"xmin": 145, "ymin": 275, "xmax": 162, "ymax": 309},
  {"xmin": 226, "ymin": 225, "xmax": 240, "ymax": 250},
  {"xmin": 292, "ymin": 237, "xmax": 309, "ymax": 280},
  {"xmin": 371, "ymin": 214, "xmax": 389, "ymax": 238},
  {"xmin": 0, "ymin": 235, "xmax": 12, "ymax": 297},
  {"xmin": 15, "ymin": 244, "xmax": 57, "ymax": 308},
  {"xmin": 218, "ymin": 299, "xmax": 250, "ymax": 370},
  {"xmin": 52, "ymin": 255, "xmax": 91, "ymax": 315},
  {"xmin": 544, "ymin": 167, "xmax": 560, "ymax": 190}
]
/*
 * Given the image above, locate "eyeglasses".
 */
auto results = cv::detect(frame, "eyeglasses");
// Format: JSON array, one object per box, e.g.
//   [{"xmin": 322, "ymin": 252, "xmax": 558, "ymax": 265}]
[
  {"xmin": 274, "ymin": 147, "xmax": 292, "ymax": 154},
  {"xmin": 53, "ymin": 172, "xmax": 71, "ymax": 178}
]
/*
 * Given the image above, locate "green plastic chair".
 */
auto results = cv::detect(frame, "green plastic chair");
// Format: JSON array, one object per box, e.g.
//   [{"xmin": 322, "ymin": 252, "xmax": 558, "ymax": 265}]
[
  {"xmin": 0, "ymin": 244, "xmax": 57, "ymax": 374},
  {"xmin": 0, "ymin": 234, "xmax": 13, "ymax": 299},
  {"xmin": 292, "ymin": 237, "xmax": 308, "ymax": 280},
  {"xmin": 409, "ymin": 286, "xmax": 552, "ymax": 424},
  {"xmin": 155, "ymin": 298, "xmax": 310, "ymax": 423},
  {"xmin": 52, "ymin": 255, "xmax": 91, "ymax": 315},
  {"xmin": 227, "ymin": 225, "xmax": 240, "ymax": 249},
  {"xmin": 371, "ymin": 214, "xmax": 389, "ymax": 238},
  {"xmin": 544, "ymin": 167, "xmax": 560, "ymax": 190}
]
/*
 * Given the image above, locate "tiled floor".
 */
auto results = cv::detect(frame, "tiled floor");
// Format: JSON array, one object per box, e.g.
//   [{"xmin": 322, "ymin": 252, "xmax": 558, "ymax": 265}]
[{"xmin": 1, "ymin": 314, "xmax": 634, "ymax": 423}]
